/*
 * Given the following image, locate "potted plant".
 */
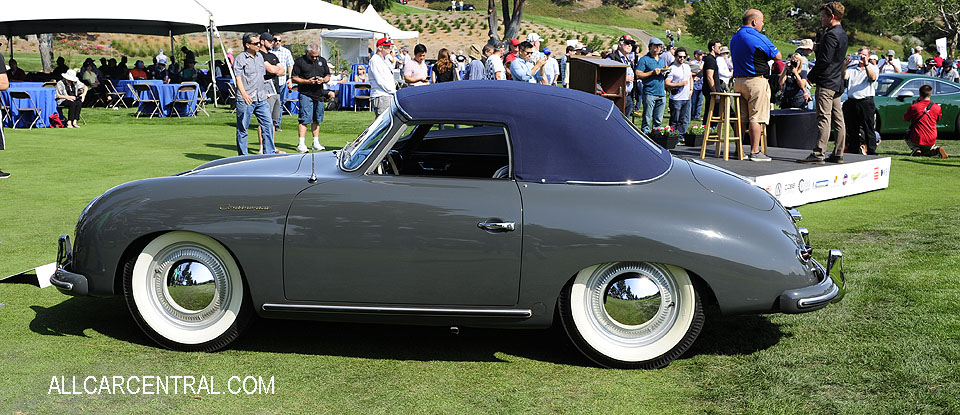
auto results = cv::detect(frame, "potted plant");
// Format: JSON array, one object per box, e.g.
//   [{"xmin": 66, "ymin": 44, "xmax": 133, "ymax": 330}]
[
  {"xmin": 683, "ymin": 125, "xmax": 715, "ymax": 147},
  {"xmin": 648, "ymin": 126, "xmax": 680, "ymax": 149}
]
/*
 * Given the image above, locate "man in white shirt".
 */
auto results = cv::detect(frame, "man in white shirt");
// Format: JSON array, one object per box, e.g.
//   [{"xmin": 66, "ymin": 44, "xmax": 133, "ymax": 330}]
[
  {"xmin": 485, "ymin": 41, "xmax": 507, "ymax": 80},
  {"xmin": 665, "ymin": 47, "xmax": 693, "ymax": 134},
  {"xmin": 541, "ymin": 48, "xmax": 559, "ymax": 85},
  {"xmin": 369, "ymin": 37, "xmax": 398, "ymax": 116},
  {"xmin": 878, "ymin": 50, "xmax": 902, "ymax": 74},
  {"xmin": 717, "ymin": 46, "xmax": 733, "ymax": 88},
  {"xmin": 907, "ymin": 46, "xmax": 923, "ymax": 73},
  {"xmin": 403, "ymin": 44, "xmax": 430, "ymax": 86},
  {"xmin": 843, "ymin": 46, "xmax": 879, "ymax": 155},
  {"xmin": 526, "ymin": 33, "xmax": 544, "ymax": 64}
]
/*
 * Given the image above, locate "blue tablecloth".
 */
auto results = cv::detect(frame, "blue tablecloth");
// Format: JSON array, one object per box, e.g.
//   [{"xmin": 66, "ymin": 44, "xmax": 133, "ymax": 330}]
[
  {"xmin": 215, "ymin": 77, "xmax": 234, "ymax": 93},
  {"xmin": 9, "ymin": 82, "xmax": 46, "ymax": 88},
  {"xmin": 337, "ymin": 82, "xmax": 370, "ymax": 109},
  {"xmin": 1, "ymin": 87, "xmax": 57, "ymax": 128},
  {"xmin": 280, "ymin": 86, "xmax": 299, "ymax": 115},
  {"xmin": 135, "ymin": 83, "xmax": 199, "ymax": 117},
  {"xmin": 115, "ymin": 80, "xmax": 164, "ymax": 99}
]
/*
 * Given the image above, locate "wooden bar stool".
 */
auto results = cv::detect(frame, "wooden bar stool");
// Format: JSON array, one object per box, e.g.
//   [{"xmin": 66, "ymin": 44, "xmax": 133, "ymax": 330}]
[{"xmin": 700, "ymin": 92, "xmax": 744, "ymax": 161}]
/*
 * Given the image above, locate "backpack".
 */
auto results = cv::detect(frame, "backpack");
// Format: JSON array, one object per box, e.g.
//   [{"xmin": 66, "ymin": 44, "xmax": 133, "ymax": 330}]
[{"xmin": 48, "ymin": 113, "xmax": 65, "ymax": 128}]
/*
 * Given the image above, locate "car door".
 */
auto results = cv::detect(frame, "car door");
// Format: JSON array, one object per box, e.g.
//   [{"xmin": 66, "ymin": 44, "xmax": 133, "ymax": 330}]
[
  {"xmin": 282, "ymin": 133, "xmax": 523, "ymax": 306},
  {"xmin": 882, "ymin": 78, "xmax": 935, "ymax": 133},
  {"xmin": 934, "ymin": 81, "xmax": 960, "ymax": 134}
]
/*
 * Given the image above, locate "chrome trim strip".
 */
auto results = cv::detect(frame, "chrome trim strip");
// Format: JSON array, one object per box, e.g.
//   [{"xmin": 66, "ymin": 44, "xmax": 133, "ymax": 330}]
[
  {"xmin": 393, "ymin": 94, "xmax": 412, "ymax": 120},
  {"xmin": 604, "ymin": 102, "xmax": 615, "ymax": 120},
  {"xmin": 565, "ymin": 156, "xmax": 674, "ymax": 185},
  {"xmin": 797, "ymin": 284, "xmax": 839, "ymax": 308},
  {"xmin": 261, "ymin": 303, "xmax": 533, "ymax": 318}
]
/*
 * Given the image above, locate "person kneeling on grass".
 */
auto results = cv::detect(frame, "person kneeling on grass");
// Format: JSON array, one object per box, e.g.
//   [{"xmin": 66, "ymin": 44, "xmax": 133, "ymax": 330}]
[{"xmin": 904, "ymin": 84, "xmax": 948, "ymax": 159}]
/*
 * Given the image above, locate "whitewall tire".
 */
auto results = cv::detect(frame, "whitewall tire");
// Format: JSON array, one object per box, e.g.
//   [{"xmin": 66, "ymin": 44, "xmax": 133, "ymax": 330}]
[
  {"xmin": 559, "ymin": 262, "xmax": 704, "ymax": 369},
  {"xmin": 123, "ymin": 231, "xmax": 251, "ymax": 351}
]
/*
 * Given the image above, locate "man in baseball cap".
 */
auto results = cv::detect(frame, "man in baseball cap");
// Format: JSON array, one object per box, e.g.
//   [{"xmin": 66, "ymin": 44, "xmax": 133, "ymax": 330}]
[
  {"xmin": 635, "ymin": 37, "xmax": 668, "ymax": 133},
  {"xmin": 369, "ymin": 37, "xmax": 397, "ymax": 115},
  {"xmin": 879, "ymin": 49, "xmax": 901, "ymax": 73}
]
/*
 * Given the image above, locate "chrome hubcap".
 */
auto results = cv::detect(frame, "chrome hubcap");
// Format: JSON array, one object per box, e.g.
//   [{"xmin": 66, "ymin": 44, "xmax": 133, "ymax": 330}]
[
  {"xmin": 149, "ymin": 243, "xmax": 231, "ymax": 327},
  {"xmin": 587, "ymin": 263, "xmax": 680, "ymax": 346}
]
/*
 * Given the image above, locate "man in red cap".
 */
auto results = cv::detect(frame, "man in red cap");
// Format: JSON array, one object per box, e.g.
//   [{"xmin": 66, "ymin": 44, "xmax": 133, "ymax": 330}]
[
  {"xmin": 504, "ymin": 39, "xmax": 521, "ymax": 80},
  {"xmin": 369, "ymin": 37, "xmax": 398, "ymax": 116}
]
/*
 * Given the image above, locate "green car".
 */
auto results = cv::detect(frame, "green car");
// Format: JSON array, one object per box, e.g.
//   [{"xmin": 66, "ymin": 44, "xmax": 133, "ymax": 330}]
[{"xmin": 874, "ymin": 74, "xmax": 960, "ymax": 138}]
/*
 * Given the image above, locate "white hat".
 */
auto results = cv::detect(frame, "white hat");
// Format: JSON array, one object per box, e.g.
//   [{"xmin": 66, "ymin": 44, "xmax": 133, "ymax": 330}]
[
  {"xmin": 62, "ymin": 69, "xmax": 80, "ymax": 83},
  {"xmin": 526, "ymin": 33, "xmax": 542, "ymax": 43}
]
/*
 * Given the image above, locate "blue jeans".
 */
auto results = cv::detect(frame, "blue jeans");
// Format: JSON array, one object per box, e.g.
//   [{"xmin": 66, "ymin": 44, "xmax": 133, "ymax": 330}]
[
  {"xmin": 236, "ymin": 99, "xmax": 275, "ymax": 155},
  {"xmin": 298, "ymin": 94, "xmax": 324, "ymax": 126},
  {"xmin": 690, "ymin": 89, "xmax": 703, "ymax": 119},
  {"xmin": 641, "ymin": 94, "xmax": 665, "ymax": 134},
  {"xmin": 624, "ymin": 95, "xmax": 635, "ymax": 117},
  {"xmin": 669, "ymin": 99, "xmax": 691, "ymax": 134}
]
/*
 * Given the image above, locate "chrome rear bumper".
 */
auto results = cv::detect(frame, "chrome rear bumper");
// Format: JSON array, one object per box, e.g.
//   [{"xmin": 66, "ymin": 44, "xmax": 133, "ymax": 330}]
[{"xmin": 779, "ymin": 249, "xmax": 846, "ymax": 313}]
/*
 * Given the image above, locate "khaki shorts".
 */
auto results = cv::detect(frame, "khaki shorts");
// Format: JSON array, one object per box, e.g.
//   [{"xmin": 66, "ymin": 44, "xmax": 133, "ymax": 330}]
[{"xmin": 733, "ymin": 76, "xmax": 771, "ymax": 124}]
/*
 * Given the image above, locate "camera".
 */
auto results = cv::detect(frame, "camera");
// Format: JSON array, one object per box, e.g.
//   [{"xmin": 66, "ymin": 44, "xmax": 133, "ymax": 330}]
[
  {"xmin": 787, "ymin": 60, "xmax": 798, "ymax": 68},
  {"xmin": 660, "ymin": 67, "xmax": 671, "ymax": 76}
]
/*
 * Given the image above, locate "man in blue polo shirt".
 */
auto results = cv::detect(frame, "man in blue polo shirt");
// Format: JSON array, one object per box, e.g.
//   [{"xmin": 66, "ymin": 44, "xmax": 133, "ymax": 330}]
[
  {"xmin": 730, "ymin": 9, "xmax": 781, "ymax": 162},
  {"xmin": 635, "ymin": 37, "xmax": 668, "ymax": 134}
]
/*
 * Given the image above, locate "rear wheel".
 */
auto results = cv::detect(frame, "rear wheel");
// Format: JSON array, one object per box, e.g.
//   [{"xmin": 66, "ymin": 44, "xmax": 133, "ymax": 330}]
[
  {"xmin": 558, "ymin": 262, "xmax": 704, "ymax": 369},
  {"xmin": 123, "ymin": 231, "xmax": 251, "ymax": 351}
]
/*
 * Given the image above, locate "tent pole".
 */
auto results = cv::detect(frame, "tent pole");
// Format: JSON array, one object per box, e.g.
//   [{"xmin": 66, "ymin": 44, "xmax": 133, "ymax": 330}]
[
  {"xmin": 208, "ymin": 23, "xmax": 217, "ymax": 107},
  {"xmin": 170, "ymin": 30, "xmax": 175, "ymax": 62},
  {"xmin": 8, "ymin": 35, "xmax": 12, "ymax": 58}
]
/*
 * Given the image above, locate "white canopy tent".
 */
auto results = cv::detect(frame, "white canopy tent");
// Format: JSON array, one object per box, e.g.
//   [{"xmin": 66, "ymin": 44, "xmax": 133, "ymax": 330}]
[
  {"xmin": 201, "ymin": 0, "xmax": 387, "ymax": 34},
  {"xmin": 320, "ymin": 6, "xmax": 418, "ymax": 65},
  {"xmin": 0, "ymin": 0, "xmax": 209, "ymax": 37}
]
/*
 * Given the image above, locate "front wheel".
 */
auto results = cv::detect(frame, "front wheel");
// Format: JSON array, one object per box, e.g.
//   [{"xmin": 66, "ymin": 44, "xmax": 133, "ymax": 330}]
[
  {"xmin": 123, "ymin": 231, "xmax": 252, "ymax": 351},
  {"xmin": 558, "ymin": 262, "xmax": 704, "ymax": 369}
]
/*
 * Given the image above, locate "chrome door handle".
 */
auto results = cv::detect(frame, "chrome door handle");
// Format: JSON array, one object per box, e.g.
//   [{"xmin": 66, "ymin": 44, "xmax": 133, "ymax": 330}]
[{"xmin": 478, "ymin": 221, "xmax": 515, "ymax": 232}]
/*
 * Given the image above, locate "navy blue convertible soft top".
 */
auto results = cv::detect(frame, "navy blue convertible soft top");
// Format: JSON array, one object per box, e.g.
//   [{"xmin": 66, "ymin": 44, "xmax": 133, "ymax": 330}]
[{"xmin": 395, "ymin": 81, "xmax": 672, "ymax": 184}]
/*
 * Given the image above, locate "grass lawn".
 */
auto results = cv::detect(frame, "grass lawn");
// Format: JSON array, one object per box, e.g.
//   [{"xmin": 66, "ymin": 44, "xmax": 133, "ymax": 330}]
[{"xmin": 1, "ymin": 104, "xmax": 959, "ymax": 413}]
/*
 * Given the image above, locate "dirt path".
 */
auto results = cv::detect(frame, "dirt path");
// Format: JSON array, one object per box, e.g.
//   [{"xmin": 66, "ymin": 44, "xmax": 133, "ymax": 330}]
[{"xmin": 615, "ymin": 26, "xmax": 654, "ymax": 47}]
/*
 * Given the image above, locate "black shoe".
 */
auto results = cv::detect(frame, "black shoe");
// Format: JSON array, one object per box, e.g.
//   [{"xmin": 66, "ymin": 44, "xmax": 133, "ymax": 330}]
[
  {"xmin": 826, "ymin": 154, "xmax": 845, "ymax": 164},
  {"xmin": 798, "ymin": 154, "xmax": 825, "ymax": 164},
  {"xmin": 0, "ymin": 170, "xmax": 10, "ymax": 179}
]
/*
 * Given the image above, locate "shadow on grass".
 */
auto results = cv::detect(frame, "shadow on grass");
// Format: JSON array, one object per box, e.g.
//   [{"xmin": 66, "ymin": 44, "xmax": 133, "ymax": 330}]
[
  {"xmin": 184, "ymin": 153, "xmax": 223, "ymax": 162},
  {"xmin": 22, "ymin": 291, "xmax": 784, "ymax": 366},
  {"xmin": 27, "ymin": 295, "xmax": 152, "ymax": 347},
  {"xmin": 902, "ymin": 158, "xmax": 959, "ymax": 168}
]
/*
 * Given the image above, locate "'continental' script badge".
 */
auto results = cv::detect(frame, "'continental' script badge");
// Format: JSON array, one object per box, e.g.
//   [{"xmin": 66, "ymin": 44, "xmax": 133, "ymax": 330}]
[{"xmin": 219, "ymin": 204, "xmax": 271, "ymax": 211}]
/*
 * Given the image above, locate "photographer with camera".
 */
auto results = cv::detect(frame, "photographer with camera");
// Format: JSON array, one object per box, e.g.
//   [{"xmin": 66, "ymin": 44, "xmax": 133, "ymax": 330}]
[
  {"xmin": 843, "ymin": 47, "xmax": 879, "ymax": 155},
  {"xmin": 778, "ymin": 53, "xmax": 811, "ymax": 109},
  {"xmin": 635, "ymin": 37, "xmax": 669, "ymax": 134}
]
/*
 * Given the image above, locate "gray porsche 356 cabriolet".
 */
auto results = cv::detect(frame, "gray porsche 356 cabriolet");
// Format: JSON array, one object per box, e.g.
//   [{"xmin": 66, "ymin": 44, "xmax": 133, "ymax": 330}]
[{"xmin": 52, "ymin": 81, "xmax": 845, "ymax": 369}]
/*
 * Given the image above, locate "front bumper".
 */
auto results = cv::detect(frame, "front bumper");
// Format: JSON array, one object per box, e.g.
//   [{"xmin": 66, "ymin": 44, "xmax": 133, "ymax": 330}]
[
  {"xmin": 50, "ymin": 235, "xmax": 90, "ymax": 296},
  {"xmin": 779, "ymin": 249, "xmax": 846, "ymax": 313}
]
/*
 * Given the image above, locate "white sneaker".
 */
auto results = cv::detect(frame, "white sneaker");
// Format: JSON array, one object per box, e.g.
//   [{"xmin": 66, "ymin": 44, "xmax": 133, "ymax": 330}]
[
  {"xmin": 296, "ymin": 143, "xmax": 309, "ymax": 153},
  {"xmin": 312, "ymin": 143, "xmax": 325, "ymax": 151}
]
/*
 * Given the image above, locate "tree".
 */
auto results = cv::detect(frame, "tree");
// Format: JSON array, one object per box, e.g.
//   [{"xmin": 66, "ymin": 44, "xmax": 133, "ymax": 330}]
[
  {"xmin": 487, "ymin": 0, "xmax": 526, "ymax": 44},
  {"xmin": 36, "ymin": 34, "xmax": 54, "ymax": 73},
  {"xmin": 873, "ymin": 0, "xmax": 960, "ymax": 55},
  {"xmin": 685, "ymin": 0, "xmax": 794, "ymax": 43}
]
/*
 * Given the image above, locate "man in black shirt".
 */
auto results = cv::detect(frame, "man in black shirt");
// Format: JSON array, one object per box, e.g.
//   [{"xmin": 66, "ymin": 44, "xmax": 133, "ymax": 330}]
[
  {"xmin": 257, "ymin": 32, "xmax": 285, "ymax": 153},
  {"xmin": 802, "ymin": 1, "xmax": 849, "ymax": 164},
  {"xmin": 700, "ymin": 39, "xmax": 723, "ymax": 126},
  {"xmin": 291, "ymin": 44, "xmax": 331, "ymax": 153}
]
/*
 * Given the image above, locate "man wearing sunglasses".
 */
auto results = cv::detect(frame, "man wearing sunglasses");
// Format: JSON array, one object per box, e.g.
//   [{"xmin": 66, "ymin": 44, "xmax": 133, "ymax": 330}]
[
  {"xmin": 665, "ymin": 47, "xmax": 693, "ymax": 135},
  {"xmin": 233, "ymin": 33, "xmax": 276, "ymax": 156}
]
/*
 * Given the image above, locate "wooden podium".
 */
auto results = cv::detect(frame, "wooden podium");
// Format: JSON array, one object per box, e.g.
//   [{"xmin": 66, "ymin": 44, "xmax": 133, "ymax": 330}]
[{"xmin": 568, "ymin": 57, "xmax": 629, "ymax": 113}]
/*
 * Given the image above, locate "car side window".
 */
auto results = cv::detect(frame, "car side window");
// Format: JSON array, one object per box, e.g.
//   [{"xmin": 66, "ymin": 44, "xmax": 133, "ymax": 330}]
[
  {"xmin": 372, "ymin": 123, "xmax": 512, "ymax": 180},
  {"xmin": 898, "ymin": 79, "xmax": 935, "ymax": 97},
  {"xmin": 936, "ymin": 81, "xmax": 960, "ymax": 95}
]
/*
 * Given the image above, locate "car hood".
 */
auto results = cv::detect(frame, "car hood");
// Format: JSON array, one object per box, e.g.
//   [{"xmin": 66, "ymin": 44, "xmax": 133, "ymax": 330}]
[{"xmin": 685, "ymin": 159, "xmax": 776, "ymax": 211}]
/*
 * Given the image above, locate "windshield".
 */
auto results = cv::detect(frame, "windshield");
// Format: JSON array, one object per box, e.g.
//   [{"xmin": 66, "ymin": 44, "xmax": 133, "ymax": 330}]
[
  {"xmin": 340, "ymin": 111, "xmax": 393, "ymax": 171},
  {"xmin": 876, "ymin": 76, "xmax": 902, "ymax": 97}
]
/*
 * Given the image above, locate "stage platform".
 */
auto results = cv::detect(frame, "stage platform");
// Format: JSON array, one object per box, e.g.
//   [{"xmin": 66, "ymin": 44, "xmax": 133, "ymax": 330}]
[{"xmin": 671, "ymin": 145, "xmax": 891, "ymax": 207}]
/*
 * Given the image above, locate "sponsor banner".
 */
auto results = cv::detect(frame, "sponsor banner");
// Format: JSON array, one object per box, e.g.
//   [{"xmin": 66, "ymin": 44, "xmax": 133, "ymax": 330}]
[{"xmin": 752, "ymin": 157, "xmax": 891, "ymax": 207}]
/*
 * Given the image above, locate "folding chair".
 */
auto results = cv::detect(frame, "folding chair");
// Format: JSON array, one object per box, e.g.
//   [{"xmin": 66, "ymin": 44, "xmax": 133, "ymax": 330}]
[
  {"xmin": 224, "ymin": 82, "xmax": 238, "ymax": 113},
  {"xmin": 193, "ymin": 83, "xmax": 210, "ymax": 117},
  {"xmin": 42, "ymin": 81, "xmax": 58, "ymax": 88},
  {"xmin": 282, "ymin": 85, "xmax": 300, "ymax": 115},
  {"xmin": 9, "ymin": 91, "xmax": 42, "ymax": 129},
  {"xmin": 131, "ymin": 84, "xmax": 161, "ymax": 119},
  {"xmin": 1, "ymin": 95, "xmax": 12, "ymax": 126},
  {"xmin": 104, "ymin": 79, "xmax": 129, "ymax": 109},
  {"xmin": 353, "ymin": 83, "xmax": 371, "ymax": 112},
  {"xmin": 170, "ymin": 83, "xmax": 199, "ymax": 118}
]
